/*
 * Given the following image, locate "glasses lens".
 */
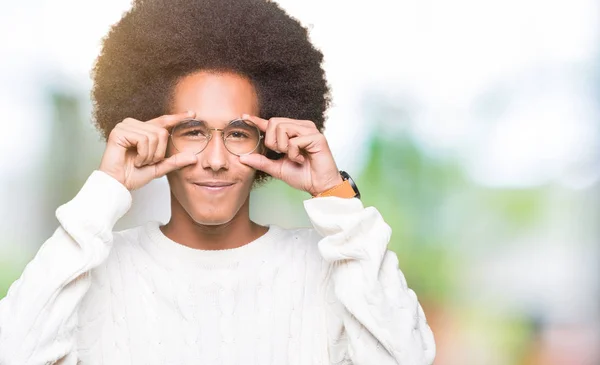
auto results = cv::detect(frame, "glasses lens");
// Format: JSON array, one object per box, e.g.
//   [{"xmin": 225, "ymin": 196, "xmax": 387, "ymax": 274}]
[
  {"xmin": 170, "ymin": 119, "xmax": 262, "ymax": 155},
  {"xmin": 171, "ymin": 119, "xmax": 209, "ymax": 154},
  {"xmin": 223, "ymin": 119, "xmax": 261, "ymax": 155}
]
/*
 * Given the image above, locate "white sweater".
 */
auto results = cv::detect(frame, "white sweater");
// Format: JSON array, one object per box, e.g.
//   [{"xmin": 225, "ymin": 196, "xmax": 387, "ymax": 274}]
[{"xmin": 0, "ymin": 171, "xmax": 435, "ymax": 365}]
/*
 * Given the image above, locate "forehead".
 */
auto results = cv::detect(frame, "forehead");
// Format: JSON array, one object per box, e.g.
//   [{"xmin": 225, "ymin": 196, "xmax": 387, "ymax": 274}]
[{"xmin": 171, "ymin": 71, "xmax": 259, "ymax": 125}]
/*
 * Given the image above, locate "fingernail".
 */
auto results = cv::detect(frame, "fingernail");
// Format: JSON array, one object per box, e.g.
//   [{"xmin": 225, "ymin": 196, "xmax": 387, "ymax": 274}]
[
  {"xmin": 242, "ymin": 113, "xmax": 250, "ymax": 119},
  {"xmin": 186, "ymin": 110, "xmax": 194, "ymax": 116}
]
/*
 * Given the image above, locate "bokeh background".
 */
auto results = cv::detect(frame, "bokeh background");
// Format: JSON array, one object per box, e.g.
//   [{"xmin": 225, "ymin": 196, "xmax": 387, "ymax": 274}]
[{"xmin": 1, "ymin": 0, "xmax": 598, "ymax": 364}]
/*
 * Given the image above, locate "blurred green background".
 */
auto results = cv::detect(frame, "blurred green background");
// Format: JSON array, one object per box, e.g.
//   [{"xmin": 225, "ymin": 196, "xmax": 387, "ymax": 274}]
[{"xmin": 1, "ymin": 0, "xmax": 598, "ymax": 364}]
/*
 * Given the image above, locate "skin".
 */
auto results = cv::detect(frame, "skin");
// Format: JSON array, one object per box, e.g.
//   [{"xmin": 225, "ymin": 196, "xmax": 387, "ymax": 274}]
[
  {"xmin": 161, "ymin": 71, "xmax": 267, "ymax": 250},
  {"xmin": 99, "ymin": 70, "xmax": 344, "ymax": 251}
]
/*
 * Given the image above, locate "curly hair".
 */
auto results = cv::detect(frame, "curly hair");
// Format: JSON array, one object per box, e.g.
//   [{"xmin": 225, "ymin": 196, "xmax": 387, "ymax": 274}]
[{"xmin": 91, "ymin": 0, "xmax": 331, "ymax": 183}]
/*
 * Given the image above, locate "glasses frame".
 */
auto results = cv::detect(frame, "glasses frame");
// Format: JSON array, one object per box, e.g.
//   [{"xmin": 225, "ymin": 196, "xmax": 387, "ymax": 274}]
[{"xmin": 170, "ymin": 118, "xmax": 264, "ymax": 157}]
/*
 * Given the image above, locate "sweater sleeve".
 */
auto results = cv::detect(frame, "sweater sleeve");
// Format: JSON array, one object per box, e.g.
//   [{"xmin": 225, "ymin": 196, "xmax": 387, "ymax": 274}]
[
  {"xmin": 0, "ymin": 171, "xmax": 132, "ymax": 365},
  {"xmin": 304, "ymin": 197, "xmax": 436, "ymax": 365}
]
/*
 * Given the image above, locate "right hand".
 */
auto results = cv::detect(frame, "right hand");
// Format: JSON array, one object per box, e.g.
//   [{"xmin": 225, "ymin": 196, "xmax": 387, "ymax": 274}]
[{"xmin": 99, "ymin": 111, "xmax": 198, "ymax": 191}]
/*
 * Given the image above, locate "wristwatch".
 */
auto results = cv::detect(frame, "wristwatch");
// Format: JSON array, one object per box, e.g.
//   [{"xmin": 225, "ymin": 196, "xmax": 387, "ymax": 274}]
[{"xmin": 314, "ymin": 170, "xmax": 361, "ymax": 199}]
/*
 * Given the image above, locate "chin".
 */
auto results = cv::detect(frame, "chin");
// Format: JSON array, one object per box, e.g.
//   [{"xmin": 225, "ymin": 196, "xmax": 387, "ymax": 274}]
[
  {"xmin": 190, "ymin": 212, "xmax": 234, "ymax": 226},
  {"xmin": 185, "ymin": 201, "xmax": 243, "ymax": 226}
]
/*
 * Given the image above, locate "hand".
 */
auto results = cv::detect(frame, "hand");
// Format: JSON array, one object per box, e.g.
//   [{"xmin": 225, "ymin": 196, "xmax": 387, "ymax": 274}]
[
  {"xmin": 99, "ymin": 111, "xmax": 198, "ymax": 191},
  {"xmin": 238, "ymin": 114, "xmax": 343, "ymax": 196}
]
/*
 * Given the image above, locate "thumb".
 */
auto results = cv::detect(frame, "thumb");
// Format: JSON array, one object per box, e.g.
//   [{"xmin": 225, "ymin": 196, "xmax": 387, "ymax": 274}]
[
  {"xmin": 239, "ymin": 154, "xmax": 282, "ymax": 178},
  {"xmin": 154, "ymin": 152, "xmax": 198, "ymax": 177}
]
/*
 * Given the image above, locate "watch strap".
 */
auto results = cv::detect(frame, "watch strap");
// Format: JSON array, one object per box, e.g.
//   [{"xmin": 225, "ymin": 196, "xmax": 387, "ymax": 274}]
[{"xmin": 313, "ymin": 180, "xmax": 357, "ymax": 199}]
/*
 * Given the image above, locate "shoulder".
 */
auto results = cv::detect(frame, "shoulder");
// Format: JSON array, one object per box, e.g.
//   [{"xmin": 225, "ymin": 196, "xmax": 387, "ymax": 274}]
[
  {"xmin": 112, "ymin": 223, "xmax": 149, "ymax": 245},
  {"xmin": 84, "ymin": 222, "xmax": 156, "ymax": 295},
  {"xmin": 98, "ymin": 222, "xmax": 155, "ymax": 269},
  {"xmin": 268, "ymin": 224, "xmax": 325, "ymax": 263},
  {"xmin": 274, "ymin": 225, "xmax": 322, "ymax": 244}
]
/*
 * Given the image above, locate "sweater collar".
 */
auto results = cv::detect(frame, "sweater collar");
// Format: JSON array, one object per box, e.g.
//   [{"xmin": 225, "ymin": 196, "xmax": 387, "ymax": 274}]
[{"xmin": 140, "ymin": 221, "xmax": 283, "ymax": 270}]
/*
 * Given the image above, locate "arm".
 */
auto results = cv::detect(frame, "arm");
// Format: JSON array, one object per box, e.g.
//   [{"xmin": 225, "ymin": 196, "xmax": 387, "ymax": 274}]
[
  {"xmin": 305, "ymin": 197, "xmax": 436, "ymax": 365},
  {"xmin": 0, "ymin": 171, "xmax": 131, "ymax": 365},
  {"xmin": 235, "ymin": 115, "xmax": 435, "ymax": 363}
]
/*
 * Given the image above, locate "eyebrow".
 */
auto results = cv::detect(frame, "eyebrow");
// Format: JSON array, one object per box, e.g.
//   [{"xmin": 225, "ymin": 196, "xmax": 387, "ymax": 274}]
[
  {"xmin": 177, "ymin": 118, "xmax": 254, "ymax": 129},
  {"xmin": 176, "ymin": 119, "xmax": 205, "ymax": 129}
]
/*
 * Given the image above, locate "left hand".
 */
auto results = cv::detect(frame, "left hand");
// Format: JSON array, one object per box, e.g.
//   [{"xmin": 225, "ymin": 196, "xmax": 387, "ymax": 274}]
[{"xmin": 238, "ymin": 114, "xmax": 343, "ymax": 196}]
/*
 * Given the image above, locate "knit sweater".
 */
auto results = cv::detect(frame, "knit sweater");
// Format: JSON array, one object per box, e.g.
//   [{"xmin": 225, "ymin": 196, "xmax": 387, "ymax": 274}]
[{"xmin": 0, "ymin": 171, "xmax": 435, "ymax": 365}]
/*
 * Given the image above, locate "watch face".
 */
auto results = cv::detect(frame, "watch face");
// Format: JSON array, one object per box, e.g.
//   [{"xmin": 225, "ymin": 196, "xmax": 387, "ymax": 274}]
[{"xmin": 339, "ymin": 170, "xmax": 361, "ymax": 199}]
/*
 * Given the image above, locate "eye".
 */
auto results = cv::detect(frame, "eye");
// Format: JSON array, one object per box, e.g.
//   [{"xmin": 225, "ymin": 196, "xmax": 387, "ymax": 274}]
[
  {"xmin": 181, "ymin": 128, "xmax": 208, "ymax": 138},
  {"xmin": 173, "ymin": 119, "xmax": 209, "ymax": 139},
  {"xmin": 226, "ymin": 130, "xmax": 250, "ymax": 139}
]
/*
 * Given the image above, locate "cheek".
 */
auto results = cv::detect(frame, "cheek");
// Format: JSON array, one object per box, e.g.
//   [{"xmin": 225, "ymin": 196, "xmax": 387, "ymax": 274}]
[
  {"xmin": 165, "ymin": 170, "xmax": 184, "ymax": 197},
  {"xmin": 239, "ymin": 161, "xmax": 258, "ymax": 184},
  {"xmin": 229, "ymin": 165, "xmax": 256, "ymax": 206}
]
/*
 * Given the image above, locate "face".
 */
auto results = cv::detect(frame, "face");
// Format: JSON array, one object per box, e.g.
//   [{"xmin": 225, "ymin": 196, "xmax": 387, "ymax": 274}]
[{"xmin": 166, "ymin": 71, "xmax": 261, "ymax": 225}]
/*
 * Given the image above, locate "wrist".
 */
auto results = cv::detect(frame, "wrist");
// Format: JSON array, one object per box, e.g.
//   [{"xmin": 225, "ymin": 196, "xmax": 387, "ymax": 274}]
[
  {"xmin": 98, "ymin": 162, "xmax": 128, "ymax": 190},
  {"xmin": 311, "ymin": 176, "xmax": 344, "ymax": 197},
  {"xmin": 312, "ymin": 170, "xmax": 361, "ymax": 199}
]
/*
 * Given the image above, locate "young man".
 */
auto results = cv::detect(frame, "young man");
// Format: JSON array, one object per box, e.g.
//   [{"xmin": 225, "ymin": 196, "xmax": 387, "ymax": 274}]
[{"xmin": 0, "ymin": 0, "xmax": 435, "ymax": 364}]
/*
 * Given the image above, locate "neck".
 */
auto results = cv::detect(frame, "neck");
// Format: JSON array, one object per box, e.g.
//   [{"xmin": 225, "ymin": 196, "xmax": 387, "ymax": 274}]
[{"xmin": 160, "ymin": 194, "xmax": 267, "ymax": 251}]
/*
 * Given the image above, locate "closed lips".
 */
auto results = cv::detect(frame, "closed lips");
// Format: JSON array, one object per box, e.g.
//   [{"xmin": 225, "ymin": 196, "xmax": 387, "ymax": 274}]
[{"xmin": 194, "ymin": 182, "xmax": 235, "ymax": 187}]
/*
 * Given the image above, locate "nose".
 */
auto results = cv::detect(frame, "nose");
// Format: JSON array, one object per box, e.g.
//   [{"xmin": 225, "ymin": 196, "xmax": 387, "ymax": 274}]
[{"xmin": 200, "ymin": 132, "xmax": 229, "ymax": 172}]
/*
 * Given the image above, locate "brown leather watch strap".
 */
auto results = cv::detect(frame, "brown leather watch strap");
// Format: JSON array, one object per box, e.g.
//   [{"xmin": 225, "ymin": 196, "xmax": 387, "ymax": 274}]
[{"xmin": 313, "ymin": 180, "xmax": 357, "ymax": 199}]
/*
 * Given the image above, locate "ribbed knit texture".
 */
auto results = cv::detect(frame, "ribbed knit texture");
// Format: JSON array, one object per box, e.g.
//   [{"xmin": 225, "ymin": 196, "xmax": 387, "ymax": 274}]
[{"xmin": 0, "ymin": 171, "xmax": 435, "ymax": 365}]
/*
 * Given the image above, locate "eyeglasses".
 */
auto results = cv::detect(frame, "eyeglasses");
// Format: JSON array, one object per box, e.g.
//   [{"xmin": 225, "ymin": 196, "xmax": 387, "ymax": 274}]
[{"xmin": 170, "ymin": 118, "xmax": 263, "ymax": 156}]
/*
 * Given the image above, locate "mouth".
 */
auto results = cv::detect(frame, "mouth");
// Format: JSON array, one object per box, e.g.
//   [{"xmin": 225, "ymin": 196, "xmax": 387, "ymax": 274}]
[{"xmin": 192, "ymin": 181, "xmax": 236, "ymax": 193}]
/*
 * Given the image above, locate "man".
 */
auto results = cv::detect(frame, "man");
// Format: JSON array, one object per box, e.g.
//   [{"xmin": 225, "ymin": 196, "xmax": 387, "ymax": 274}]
[{"xmin": 0, "ymin": 0, "xmax": 435, "ymax": 364}]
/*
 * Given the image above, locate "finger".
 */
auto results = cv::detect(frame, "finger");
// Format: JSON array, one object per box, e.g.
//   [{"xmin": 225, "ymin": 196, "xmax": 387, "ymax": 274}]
[
  {"xmin": 153, "ymin": 152, "xmax": 198, "ymax": 178},
  {"xmin": 275, "ymin": 123, "xmax": 289, "ymax": 153},
  {"xmin": 265, "ymin": 118, "xmax": 299, "ymax": 154},
  {"xmin": 153, "ymin": 129, "xmax": 169, "ymax": 164},
  {"xmin": 268, "ymin": 117, "xmax": 317, "ymax": 130},
  {"xmin": 287, "ymin": 138, "xmax": 305, "ymax": 164},
  {"xmin": 116, "ymin": 127, "xmax": 150, "ymax": 167},
  {"xmin": 238, "ymin": 153, "xmax": 283, "ymax": 178},
  {"xmin": 136, "ymin": 127, "xmax": 160, "ymax": 166},
  {"xmin": 120, "ymin": 117, "xmax": 141, "ymax": 126},
  {"xmin": 288, "ymin": 133, "xmax": 326, "ymax": 158},
  {"xmin": 261, "ymin": 118, "xmax": 280, "ymax": 153},
  {"xmin": 147, "ymin": 110, "xmax": 196, "ymax": 129},
  {"xmin": 111, "ymin": 126, "xmax": 151, "ymax": 167},
  {"xmin": 275, "ymin": 122, "xmax": 313, "ymax": 154},
  {"xmin": 134, "ymin": 132, "xmax": 150, "ymax": 167},
  {"xmin": 126, "ymin": 121, "xmax": 170, "ymax": 164},
  {"xmin": 120, "ymin": 124, "xmax": 159, "ymax": 166},
  {"xmin": 242, "ymin": 114, "xmax": 268, "ymax": 132}
]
